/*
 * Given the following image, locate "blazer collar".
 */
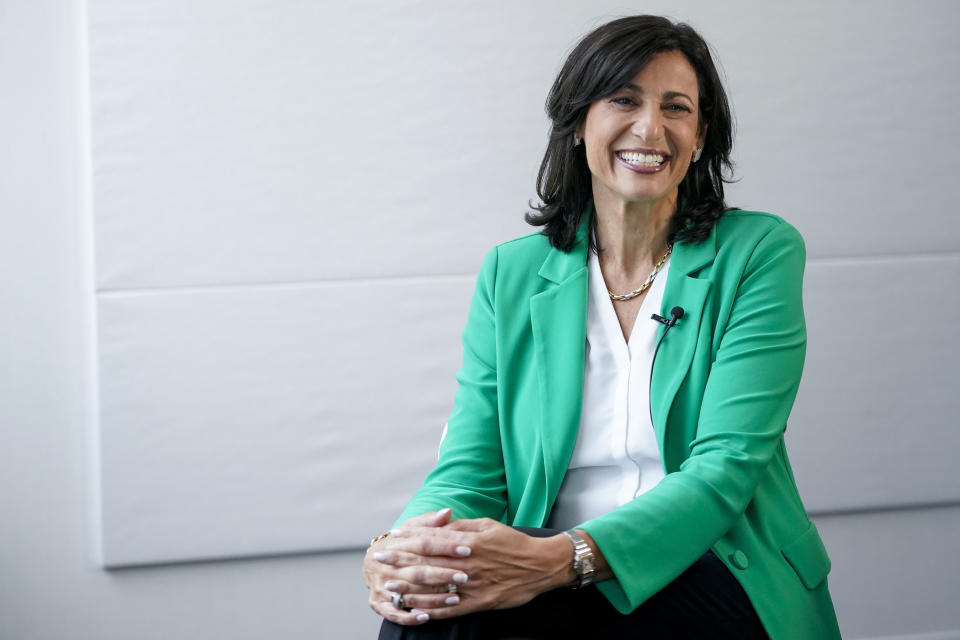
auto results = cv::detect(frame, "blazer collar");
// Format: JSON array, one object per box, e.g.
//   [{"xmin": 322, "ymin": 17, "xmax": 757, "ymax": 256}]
[
  {"xmin": 537, "ymin": 201, "xmax": 593, "ymax": 284},
  {"xmin": 671, "ymin": 222, "xmax": 717, "ymax": 277}
]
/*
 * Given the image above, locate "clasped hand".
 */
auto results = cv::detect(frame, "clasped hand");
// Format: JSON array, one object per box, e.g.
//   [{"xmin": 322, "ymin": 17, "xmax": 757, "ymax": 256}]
[{"xmin": 363, "ymin": 509, "xmax": 570, "ymax": 626}]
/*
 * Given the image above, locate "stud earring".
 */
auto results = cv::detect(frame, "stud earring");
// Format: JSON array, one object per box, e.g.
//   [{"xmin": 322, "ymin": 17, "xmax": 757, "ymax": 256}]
[
  {"xmin": 574, "ymin": 134, "xmax": 582, "ymax": 146},
  {"xmin": 692, "ymin": 147, "xmax": 702, "ymax": 162}
]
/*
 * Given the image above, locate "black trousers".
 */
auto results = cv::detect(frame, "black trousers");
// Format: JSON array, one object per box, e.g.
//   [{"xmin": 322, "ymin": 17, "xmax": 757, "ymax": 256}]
[{"xmin": 378, "ymin": 528, "xmax": 768, "ymax": 640}]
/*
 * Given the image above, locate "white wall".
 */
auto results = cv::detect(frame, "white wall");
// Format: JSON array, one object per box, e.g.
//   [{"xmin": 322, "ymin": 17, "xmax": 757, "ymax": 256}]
[
  {"xmin": 1, "ymin": 1, "xmax": 958, "ymax": 639},
  {"xmin": 0, "ymin": 1, "xmax": 380, "ymax": 639}
]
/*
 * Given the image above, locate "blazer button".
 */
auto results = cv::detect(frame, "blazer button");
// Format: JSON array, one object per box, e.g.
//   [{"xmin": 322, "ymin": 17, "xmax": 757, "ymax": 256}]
[{"xmin": 729, "ymin": 550, "xmax": 749, "ymax": 570}]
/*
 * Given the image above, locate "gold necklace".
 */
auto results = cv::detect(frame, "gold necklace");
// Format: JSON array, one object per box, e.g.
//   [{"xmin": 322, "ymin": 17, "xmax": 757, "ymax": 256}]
[{"xmin": 607, "ymin": 245, "xmax": 673, "ymax": 302}]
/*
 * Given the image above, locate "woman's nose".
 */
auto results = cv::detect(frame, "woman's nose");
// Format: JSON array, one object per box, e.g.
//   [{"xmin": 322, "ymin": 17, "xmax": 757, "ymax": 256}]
[{"xmin": 631, "ymin": 105, "xmax": 661, "ymax": 142}]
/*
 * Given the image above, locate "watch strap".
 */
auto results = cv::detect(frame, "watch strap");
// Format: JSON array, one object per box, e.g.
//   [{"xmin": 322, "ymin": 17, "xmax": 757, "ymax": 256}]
[{"xmin": 562, "ymin": 529, "xmax": 596, "ymax": 588}]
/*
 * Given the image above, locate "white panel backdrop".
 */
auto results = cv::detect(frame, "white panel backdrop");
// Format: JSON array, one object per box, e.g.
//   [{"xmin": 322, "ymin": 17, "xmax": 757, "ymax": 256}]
[
  {"xmin": 97, "ymin": 278, "xmax": 471, "ymax": 564},
  {"xmin": 87, "ymin": 0, "xmax": 960, "ymax": 576}
]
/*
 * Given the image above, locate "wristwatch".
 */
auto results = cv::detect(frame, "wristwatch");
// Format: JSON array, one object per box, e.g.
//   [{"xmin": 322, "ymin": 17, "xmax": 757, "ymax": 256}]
[{"xmin": 562, "ymin": 529, "xmax": 596, "ymax": 588}]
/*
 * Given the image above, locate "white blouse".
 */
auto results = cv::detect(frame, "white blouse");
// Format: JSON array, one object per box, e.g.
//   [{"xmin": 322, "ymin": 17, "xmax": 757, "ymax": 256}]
[{"xmin": 546, "ymin": 246, "xmax": 670, "ymax": 531}]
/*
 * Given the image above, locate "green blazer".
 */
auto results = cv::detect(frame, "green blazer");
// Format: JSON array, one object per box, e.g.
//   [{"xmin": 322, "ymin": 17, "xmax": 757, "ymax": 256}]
[{"xmin": 396, "ymin": 204, "xmax": 841, "ymax": 640}]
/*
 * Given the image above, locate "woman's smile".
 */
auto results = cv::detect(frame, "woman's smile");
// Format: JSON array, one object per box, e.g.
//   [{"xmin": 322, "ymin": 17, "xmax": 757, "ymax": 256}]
[{"xmin": 614, "ymin": 148, "xmax": 670, "ymax": 173}]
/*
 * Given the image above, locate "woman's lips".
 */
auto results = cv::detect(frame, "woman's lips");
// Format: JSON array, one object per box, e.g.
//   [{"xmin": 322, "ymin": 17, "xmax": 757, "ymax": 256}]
[{"xmin": 614, "ymin": 152, "xmax": 669, "ymax": 174}]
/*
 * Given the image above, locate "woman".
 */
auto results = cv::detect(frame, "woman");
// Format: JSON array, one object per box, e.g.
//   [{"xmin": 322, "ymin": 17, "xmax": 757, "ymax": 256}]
[{"xmin": 363, "ymin": 15, "xmax": 841, "ymax": 639}]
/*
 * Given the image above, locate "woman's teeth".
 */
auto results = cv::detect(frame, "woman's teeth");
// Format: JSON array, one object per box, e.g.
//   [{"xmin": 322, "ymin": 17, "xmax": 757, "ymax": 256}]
[{"xmin": 617, "ymin": 151, "xmax": 666, "ymax": 166}]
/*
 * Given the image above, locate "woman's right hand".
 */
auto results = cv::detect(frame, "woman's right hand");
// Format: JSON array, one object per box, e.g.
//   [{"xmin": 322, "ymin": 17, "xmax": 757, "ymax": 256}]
[{"xmin": 363, "ymin": 508, "xmax": 474, "ymax": 626}]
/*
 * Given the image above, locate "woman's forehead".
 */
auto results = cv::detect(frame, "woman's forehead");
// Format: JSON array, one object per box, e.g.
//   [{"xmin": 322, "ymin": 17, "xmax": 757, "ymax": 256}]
[{"xmin": 619, "ymin": 52, "xmax": 699, "ymax": 95}]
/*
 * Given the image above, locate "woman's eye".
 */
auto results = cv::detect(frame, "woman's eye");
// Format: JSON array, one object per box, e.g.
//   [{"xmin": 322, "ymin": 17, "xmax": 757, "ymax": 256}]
[
  {"xmin": 665, "ymin": 103, "xmax": 691, "ymax": 113},
  {"xmin": 611, "ymin": 97, "xmax": 635, "ymax": 106}
]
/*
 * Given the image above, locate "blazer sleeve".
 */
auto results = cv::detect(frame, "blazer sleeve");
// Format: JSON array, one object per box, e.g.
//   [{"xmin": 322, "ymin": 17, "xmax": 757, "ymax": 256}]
[
  {"xmin": 579, "ymin": 221, "xmax": 808, "ymax": 613},
  {"xmin": 393, "ymin": 246, "xmax": 508, "ymax": 527}
]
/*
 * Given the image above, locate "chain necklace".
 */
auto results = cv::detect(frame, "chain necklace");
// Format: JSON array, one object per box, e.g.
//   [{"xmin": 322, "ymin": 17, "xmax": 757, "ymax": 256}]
[{"xmin": 607, "ymin": 245, "xmax": 673, "ymax": 302}]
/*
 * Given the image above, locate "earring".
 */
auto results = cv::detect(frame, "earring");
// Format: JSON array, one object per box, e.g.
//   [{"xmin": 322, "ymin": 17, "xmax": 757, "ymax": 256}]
[
  {"xmin": 574, "ymin": 134, "xmax": 582, "ymax": 146},
  {"xmin": 692, "ymin": 147, "xmax": 702, "ymax": 162}
]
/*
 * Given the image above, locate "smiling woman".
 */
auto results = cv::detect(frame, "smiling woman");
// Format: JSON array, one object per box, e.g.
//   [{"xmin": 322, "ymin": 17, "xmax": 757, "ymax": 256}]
[
  {"xmin": 527, "ymin": 14, "xmax": 734, "ymax": 257},
  {"xmin": 363, "ymin": 15, "xmax": 841, "ymax": 640}
]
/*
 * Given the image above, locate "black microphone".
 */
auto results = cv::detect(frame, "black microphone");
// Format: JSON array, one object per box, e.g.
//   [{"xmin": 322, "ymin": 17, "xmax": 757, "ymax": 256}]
[
  {"xmin": 651, "ymin": 306, "xmax": 685, "ymax": 327},
  {"xmin": 648, "ymin": 306, "xmax": 685, "ymax": 429}
]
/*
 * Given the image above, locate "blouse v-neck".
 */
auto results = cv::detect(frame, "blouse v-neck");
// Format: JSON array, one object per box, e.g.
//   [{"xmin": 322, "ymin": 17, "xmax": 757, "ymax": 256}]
[{"xmin": 590, "ymin": 248, "xmax": 672, "ymax": 362}]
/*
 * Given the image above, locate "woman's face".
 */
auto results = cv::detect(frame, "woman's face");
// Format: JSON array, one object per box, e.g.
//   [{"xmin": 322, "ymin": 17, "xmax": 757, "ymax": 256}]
[{"xmin": 577, "ymin": 50, "xmax": 706, "ymax": 209}]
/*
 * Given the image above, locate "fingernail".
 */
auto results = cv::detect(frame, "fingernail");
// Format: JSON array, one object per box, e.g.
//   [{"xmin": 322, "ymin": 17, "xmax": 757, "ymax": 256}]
[
  {"xmin": 373, "ymin": 552, "xmax": 387, "ymax": 562},
  {"xmin": 445, "ymin": 595, "xmax": 460, "ymax": 605},
  {"xmin": 456, "ymin": 545, "xmax": 472, "ymax": 557},
  {"xmin": 384, "ymin": 581, "xmax": 399, "ymax": 592},
  {"xmin": 416, "ymin": 613, "xmax": 430, "ymax": 623},
  {"xmin": 437, "ymin": 508, "xmax": 452, "ymax": 517},
  {"xmin": 390, "ymin": 528, "xmax": 402, "ymax": 535},
  {"xmin": 453, "ymin": 572, "xmax": 468, "ymax": 584}
]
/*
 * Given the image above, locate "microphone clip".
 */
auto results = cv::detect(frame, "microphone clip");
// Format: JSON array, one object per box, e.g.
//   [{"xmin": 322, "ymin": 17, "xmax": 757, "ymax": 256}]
[{"xmin": 651, "ymin": 306, "xmax": 686, "ymax": 327}]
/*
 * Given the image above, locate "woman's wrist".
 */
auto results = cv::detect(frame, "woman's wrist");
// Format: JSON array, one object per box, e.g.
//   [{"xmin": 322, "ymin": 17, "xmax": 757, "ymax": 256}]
[
  {"xmin": 572, "ymin": 528, "xmax": 612, "ymax": 583},
  {"xmin": 540, "ymin": 533, "xmax": 580, "ymax": 590}
]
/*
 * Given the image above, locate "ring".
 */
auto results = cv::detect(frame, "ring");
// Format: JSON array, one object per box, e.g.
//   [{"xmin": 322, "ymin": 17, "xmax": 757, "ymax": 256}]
[
  {"xmin": 391, "ymin": 592, "xmax": 406, "ymax": 610},
  {"xmin": 446, "ymin": 583, "xmax": 458, "ymax": 593}
]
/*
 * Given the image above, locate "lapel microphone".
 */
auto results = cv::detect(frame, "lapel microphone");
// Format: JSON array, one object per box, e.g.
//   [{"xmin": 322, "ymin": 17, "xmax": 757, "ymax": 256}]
[
  {"xmin": 648, "ymin": 306, "xmax": 686, "ymax": 430},
  {"xmin": 651, "ymin": 306, "xmax": 685, "ymax": 327}
]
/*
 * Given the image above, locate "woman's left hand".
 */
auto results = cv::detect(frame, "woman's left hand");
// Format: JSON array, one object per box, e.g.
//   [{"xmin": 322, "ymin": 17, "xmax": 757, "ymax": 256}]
[
  {"xmin": 365, "ymin": 509, "xmax": 472, "ymax": 625},
  {"xmin": 379, "ymin": 517, "xmax": 574, "ymax": 620}
]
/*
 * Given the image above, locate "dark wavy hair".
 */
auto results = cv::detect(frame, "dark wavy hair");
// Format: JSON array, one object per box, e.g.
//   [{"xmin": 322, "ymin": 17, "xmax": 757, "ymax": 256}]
[{"xmin": 526, "ymin": 15, "xmax": 736, "ymax": 252}]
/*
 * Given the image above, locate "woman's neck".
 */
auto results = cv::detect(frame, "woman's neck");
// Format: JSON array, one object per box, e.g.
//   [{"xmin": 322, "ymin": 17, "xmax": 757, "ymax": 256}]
[{"xmin": 592, "ymin": 187, "xmax": 675, "ymax": 281}]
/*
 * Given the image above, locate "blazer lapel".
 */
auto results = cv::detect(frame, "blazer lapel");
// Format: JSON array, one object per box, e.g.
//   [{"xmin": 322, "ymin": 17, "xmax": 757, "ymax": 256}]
[
  {"xmin": 650, "ymin": 231, "xmax": 716, "ymax": 454},
  {"xmin": 530, "ymin": 206, "xmax": 591, "ymax": 517}
]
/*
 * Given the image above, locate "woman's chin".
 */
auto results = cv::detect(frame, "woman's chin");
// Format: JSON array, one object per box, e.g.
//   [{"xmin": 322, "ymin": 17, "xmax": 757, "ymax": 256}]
[{"xmin": 613, "ymin": 187, "xmax": 673, "ymax": 207}]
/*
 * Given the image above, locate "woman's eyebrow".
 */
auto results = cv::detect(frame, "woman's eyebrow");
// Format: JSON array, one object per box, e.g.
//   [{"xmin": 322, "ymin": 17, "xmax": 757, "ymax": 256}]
[
  {"xmin": 623, "ymin": 83, "xmax": 695, "ymax": 104},
  {"xmin": 662, "ymin": 90, "xmax": 695, "ymax": 103}
]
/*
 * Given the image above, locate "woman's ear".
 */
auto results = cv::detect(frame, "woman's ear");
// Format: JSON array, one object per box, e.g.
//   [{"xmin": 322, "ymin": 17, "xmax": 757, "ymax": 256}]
[
  {"xmin": 574, "ymin": 117, "xmax": 587, "ymax": 143},
  {"xmin": 697, "ymin": 123, "xmax": 708, "ymax": 152}
]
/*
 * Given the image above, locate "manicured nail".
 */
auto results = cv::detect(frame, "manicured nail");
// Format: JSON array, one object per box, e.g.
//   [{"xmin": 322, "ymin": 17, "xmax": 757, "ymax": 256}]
[
  {"xmin": 453, "ymin": 572, "xmax": 468, "ymax": 584},
  {"xmin": 416, "ymin": 613, "xmax": 429, "ymax": 623},
  {"xmin": 390, "ymin": 528, "xmax": 402, "ymax": 535},
  {"xmin": 384, "ymin": 581, "xmax": 399, "ymax": 592},
  {"xmin": 456, "ymin": 545, "xmax": 471, "ymax": 557},
  {"xmin": 437, "ymin": 508, "xmax": 452, "ymax": 517},
  {"xmin": 445, "ymin": 595, "xmax": 460, "ymax": 605},
  {"xmin": 373, "ymin": 552, "xmax": 387, "ymax": 562}
]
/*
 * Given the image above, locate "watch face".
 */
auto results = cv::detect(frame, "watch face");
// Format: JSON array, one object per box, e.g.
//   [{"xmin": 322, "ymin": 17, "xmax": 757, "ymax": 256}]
[{"xmin": 582, "ymin": 556, "xmax": 595, "ymax": 574}]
